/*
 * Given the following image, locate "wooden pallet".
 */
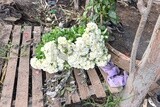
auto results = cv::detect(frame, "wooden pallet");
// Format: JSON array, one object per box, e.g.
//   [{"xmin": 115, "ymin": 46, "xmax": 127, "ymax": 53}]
[{"xmin": 0, "ymin": 25, "xmax": 122, "ymax": 107}]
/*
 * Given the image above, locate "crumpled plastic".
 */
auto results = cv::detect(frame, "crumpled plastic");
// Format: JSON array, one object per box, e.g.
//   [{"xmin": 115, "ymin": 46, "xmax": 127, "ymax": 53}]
[
  {"xmin": 101, "ymin": 61, "xmax": 128, "ymax": 88},
  {"xmin": 47, "ymin": 0, "xmax": 56, "ymax": 6}
]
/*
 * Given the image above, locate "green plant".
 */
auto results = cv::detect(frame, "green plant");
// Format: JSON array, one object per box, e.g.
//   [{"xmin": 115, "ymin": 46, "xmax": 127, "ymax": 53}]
[
  {"xmin": 79, "ymin": 0, "xmax": 119, "ymax": 27},
  {"xmin": 82, "ymin": 88, "xmax": 121, "ymax": 107},
  {"xmin": 35, "ymin": 25, "xmax": 85, "ymax": 59},
  {"xmin": 0, "ymin": 43, "xmax": 12, "ymax": 59}
]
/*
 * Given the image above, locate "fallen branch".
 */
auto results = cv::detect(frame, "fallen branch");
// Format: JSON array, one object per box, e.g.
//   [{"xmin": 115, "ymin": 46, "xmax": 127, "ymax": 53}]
[{"xmin": 129, "ymin": 0, "xmax": 153, "ymax": 73}]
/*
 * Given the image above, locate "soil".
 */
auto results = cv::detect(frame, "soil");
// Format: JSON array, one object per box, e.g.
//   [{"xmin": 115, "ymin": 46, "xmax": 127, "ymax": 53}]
[{"xmin": 110, "ymin": 3, "xmax": 160, "ymax": 60}]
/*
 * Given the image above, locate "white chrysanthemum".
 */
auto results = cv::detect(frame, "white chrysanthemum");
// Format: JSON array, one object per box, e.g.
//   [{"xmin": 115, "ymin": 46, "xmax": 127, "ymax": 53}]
[
  {"xmin": 67, "ymin": 22, "xmax": 110, "ymax": 70},
  {"xmin": 41, "ymin": 58, "xmax": 58, "ymax": 73},
  {"xmin": 86, "ymin": 22, "xmax": 98, "ymax": 32},
  {"xmin": 58, "ymin": 37, "xmax": 68, "ymax": 45},
  {"xmin": 30, "ymin": 57, "xmax": 43, "ymax": 69},
  {"xmin": 89, "ymin": 51, "xmax": 97, "ymax": 60},
  {"xmin": 31, "ymin": 22, "xmax": 111, "ymax": 73}
]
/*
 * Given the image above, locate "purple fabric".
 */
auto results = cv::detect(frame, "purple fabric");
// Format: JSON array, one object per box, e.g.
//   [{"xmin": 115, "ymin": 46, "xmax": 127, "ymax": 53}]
[
  {"xmin": 101, "ymin": 62, "xmax": 120, "ymax": 77},
  {"xmin": 107, "ymin": 71, "xmax": 128, "ymax": 87},
  {"xmin": 101, "ymin": 61, "xmax": 128, "ymax": 88}
]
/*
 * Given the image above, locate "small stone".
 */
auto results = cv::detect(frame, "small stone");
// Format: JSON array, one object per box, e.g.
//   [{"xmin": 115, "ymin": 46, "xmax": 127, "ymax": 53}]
[
  {"xmin": 46, "ymin": 17, "xmax": 52, "ymax": 22},
  {"xmin": 70, "ymin": 81, "xmax": 75, "ymax": 85},
  {"xmin": 59, "ymin": 22, "xmax": 64, "ymax": 28},
  {"xmin": 51, "ymin": 79, "xmax": 56, "ymax": 82},
  {"xmin": 46, "ymin": 91, "xmax": 57, "ymax": 97},
  {"xmin": 4, "ymin": 17, "xmax": 20, "ymax": 22}
]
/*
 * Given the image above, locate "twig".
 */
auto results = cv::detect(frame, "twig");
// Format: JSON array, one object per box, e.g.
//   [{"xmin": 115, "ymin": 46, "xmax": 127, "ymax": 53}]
[
  {"xmin": 46, "ymin": 70, "xmax": 72, "ymax": 98},
  {"xmin": 129, "ymin": 0, "xmax": 153, "ymax": 73},
  {"xmin": 73, "ymin": 0, "xmax": 79, "ymax": 10},
  {"xmin": 0, "ymin": 62, "xmax": 8, "ymax": 83}
]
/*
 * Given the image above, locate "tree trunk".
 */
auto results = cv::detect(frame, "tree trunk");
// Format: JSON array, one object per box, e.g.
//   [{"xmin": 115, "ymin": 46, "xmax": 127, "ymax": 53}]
[{"xmin": 120, "ymin": 15, "xmax": 160, "ymax": 107}]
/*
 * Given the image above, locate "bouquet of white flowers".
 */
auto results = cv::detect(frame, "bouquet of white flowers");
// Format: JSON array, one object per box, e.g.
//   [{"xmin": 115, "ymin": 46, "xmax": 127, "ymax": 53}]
[{"xmin": 30, "ymin": 22, "xmax": 111, "ymax": 73}]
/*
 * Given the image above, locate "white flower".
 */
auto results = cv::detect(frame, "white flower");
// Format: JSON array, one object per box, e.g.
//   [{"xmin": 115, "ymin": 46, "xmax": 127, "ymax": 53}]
[
  {"xmin": 30, "ymin": 57, "xmax": 43, "ymax": 69},
  {"xmin": 58, "ymin": 37, "xmax": 67, "ymax": 45},
  {"xmin": 95, "ymin": 29, "xmax": 101, "ymax": 35},
  {"xmin": 86, "ymin": 22, "xmax": 98, "ymax": 32},
  {"xmin": 89, "ymin": 52, "xmax": 97, "ymax": 60},
  {"xmin": 96, "ymin": 60, "xmax": 107, "ymax": 67},
  {"xmin": 30, "ymin": 22, "xmax": 111, "ymax": 73}
]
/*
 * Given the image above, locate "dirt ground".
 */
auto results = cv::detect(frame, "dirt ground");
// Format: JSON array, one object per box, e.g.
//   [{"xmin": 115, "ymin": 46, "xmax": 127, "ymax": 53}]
[{"xmin": 110, "ymin": 3, "xmax": 160, "ymax": 60}]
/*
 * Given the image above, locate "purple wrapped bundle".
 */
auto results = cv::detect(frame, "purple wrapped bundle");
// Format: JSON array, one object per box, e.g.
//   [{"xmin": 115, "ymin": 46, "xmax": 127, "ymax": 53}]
[
  {"xmin": 101, "ymin": 62, "xmax": 120, "ymax": 77},
  {"xmin": 100, "ymin": 61, "xmax": 128, "ymax": 88},
  {"xmin": 107, "ymin": 71, "xmax": 128, "ymax": 87}
]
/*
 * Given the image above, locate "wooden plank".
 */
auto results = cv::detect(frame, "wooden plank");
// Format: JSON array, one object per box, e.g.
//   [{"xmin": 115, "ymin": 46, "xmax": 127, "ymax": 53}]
[
  {"xmin": 88, "ymin": 85, "xmax": 95, "ymax": 96},
  {"xmin": 0, "ymin": 25, "xmax": 21, "ymax": 107},
  {"xmin": 65, "ymin": 91, "xmax": 71, "ymax": 105},
  {"xmin": 87, "ymin": 69, "xmax": 106, "ymax": 98},
  {"xmin": 99, "ymin": 67, "xmax": 123, "ymax": 93},
  {"xmin": 32, "ymin": 26, "xmax": 44, "ymax": 107},
  {"xmin": 71, "ymin": 91, "xmax": 80, "ymax": 103},
  {"xmin": 0, "ymin": 25, "xmax": 12, "ymax": 42},
  {"xmin": 15, "ymin": 26, "xmax": 31, "ymax": 107},
  {"xmin": 0, "ymin": 25, "xmax": 12, "ymax": 74},
  {"xmin": 107, "ymin": 43, "xmax": 140, "ymax": 72},
  {"xmin": 74, "ymin": 69, "xmax": 90, "ymax": 100}
]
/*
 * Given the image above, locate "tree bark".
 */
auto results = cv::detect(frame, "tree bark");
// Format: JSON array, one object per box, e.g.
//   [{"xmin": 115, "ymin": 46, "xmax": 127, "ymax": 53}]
[
  {"xmin": 120, "ymin": 15, "xmax": 160, "ymax": 107},
  {"xmin": 129, "ymin": 0, "xmax": 153, "ymax": 73}
]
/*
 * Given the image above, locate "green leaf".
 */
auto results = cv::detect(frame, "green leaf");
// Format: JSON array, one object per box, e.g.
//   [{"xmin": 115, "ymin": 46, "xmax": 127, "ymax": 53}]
[
  {"xmin": 60, "ymin": 88, "xmax": 65, "ymax": 96},
  {"xmin": 49, "ymin": 10, "xmax": 57, "ymax": 14},
  {"xmin": 94, "ymin": 6, "xmax": 98, "ymax": 13},
  {"xmin": 108, "ymin": 10, "xmax": 117, "ymax": 19},
  {"xmin": 92, "ymin": 14, "xmax": 99, "ymax": 21},
  {"xmin": 110, "ymin": 18, "xmax": 118, "ymax": 25}
]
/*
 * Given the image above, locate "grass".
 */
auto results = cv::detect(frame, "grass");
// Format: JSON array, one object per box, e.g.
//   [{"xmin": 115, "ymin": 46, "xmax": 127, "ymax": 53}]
[{"xmin": 82, "ymin": 88, "xmax": 121, "ymax": 107}]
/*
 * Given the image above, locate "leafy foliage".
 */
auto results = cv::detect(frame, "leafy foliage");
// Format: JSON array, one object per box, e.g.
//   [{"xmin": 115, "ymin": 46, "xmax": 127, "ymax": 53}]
[
  {"xmin": 79, "ymin": 0, "xmax": 119, "ymax": 27},
  {"xmin": 35, "ymin": 26, "xmax": 85, "ymax": 59},
  {"xmin": 82, "ymin": 88, "xmax": 121, "ymax": 107}
]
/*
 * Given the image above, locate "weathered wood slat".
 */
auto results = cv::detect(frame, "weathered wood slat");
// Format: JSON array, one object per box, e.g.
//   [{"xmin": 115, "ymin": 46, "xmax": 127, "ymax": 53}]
[
  {"xmin": 15, "ymin": 26, "xmax": 31, "ymax": 107},
  {"xmin": 74, "ymin": 69, "xmax": 90, "ymax": 100},
  {"xmin": 0, "ymin": 25, "xmax": 12, "ymax": 74},
  {"xmin": 0, "ymin": 25, "xmax": 12, "ymax": 43},
  {"xmin": 99, "ymin": 67, "xmax": 123, "ymax": 93},
  {"xmin": 32, "ymin": 26, "xmax": 44, "ymax": 107},
  {"xmin": 107, "ymin": 43, "xmax": 140, "ymax": 72},
  {"xmin": 71, "ymin": 91, "xmax": 80, "ymax": 103},
  {"xmin": 65, "ymin": 91, "xmax": 71, "ymax": 105},
  {"xmin": 0, "ymin": 25, "xmax": 21, "ymax": 107},
  {"xmin": 87, "ymin": 69, "xmax": 106, "ymax": 98}
]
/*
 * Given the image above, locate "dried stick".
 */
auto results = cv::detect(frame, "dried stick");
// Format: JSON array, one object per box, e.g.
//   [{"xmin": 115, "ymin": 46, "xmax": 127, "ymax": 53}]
[
  {"xmin": 129, "ymin": 0, "xmax": 153, "ymax": 73},
  {"xmin": 46, "ymin": 70, "xmax": 72, "ymax": 98},
  {"xmin": 74, "ymin": 0, "xmax": 79, "ymax": 10}
]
